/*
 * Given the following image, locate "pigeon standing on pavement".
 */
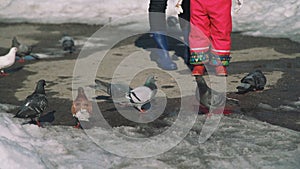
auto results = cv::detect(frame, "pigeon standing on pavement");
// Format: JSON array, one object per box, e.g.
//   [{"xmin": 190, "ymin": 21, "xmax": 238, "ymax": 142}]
[
  {"xmin": 14, "ymin": 80, "xmax": 48, "ymax": 126},
  {"xmin": 71, "ymin": 87, "xmax": 92, "ymax": 128},
  {"xmin": 60, "ymin": 35, "xmax": 76, "ymax": 53},
  {"xmin": 11, "ymin": 37, "xmax": 36, "ymax": 62},
  {"xmin": 0, "ymin": 47, "xmax": 17, "ymax": 76},
  {"xmin": 125, "ymin": 76, "xmax": 158, "ymax": 112},
  {"xmin": 236, "ymin": 70, "xmax": 267, "ymax": 94}
]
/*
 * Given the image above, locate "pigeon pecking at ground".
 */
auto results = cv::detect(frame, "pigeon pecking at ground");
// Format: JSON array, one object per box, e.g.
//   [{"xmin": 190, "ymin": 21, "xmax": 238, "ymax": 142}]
[
  {"xmin": 0, "ymin": 47, "xmax": 17, "ymax": 76},
  {"xmin": 195, "ymin": 76, "xmax": 239, "ymax": 115},
  {"xmin": 125, "ymin": 75, "xmax": 158, "ymax": 113},
  {"xmin": 195, "ymin": 76, "xmax": 226, "ymax": 110},
  {"xmin": 71, "ymin": 87, "xmax": 92, "ymax": 129},
  {"xmin": 14, "ymin": 79, "xmax": 48, "ymax": 127},
  {"xmin": 236, "ymin": 70, "xmax": 267, "ymax": 94},
  {"xmin": 60, "ymin": 35, "xmax": 76, "ymax": 53},
  {"xmin": 11, "ymin": 37, "xmax": 36, "ymax": 62}
]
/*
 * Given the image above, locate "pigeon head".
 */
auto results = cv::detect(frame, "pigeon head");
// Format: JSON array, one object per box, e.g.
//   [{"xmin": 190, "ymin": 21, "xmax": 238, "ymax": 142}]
[
  {"xmin": 167, "ymin": 16, "xmax": 179, "ymax": 27},
  {"xmin": 78, "ymin": 87, "xmax": 85, "ymax": 94},
  {"xmin": 195, "ymin": 76, "xmax": 209, "ymax": 94},
  {"xmin": 10, "ymin": 47, "xmax": 18, "ymax": 54},
  {"xmin": 35, "ymin": 80, "xmax": 46, "ymax": 94},
  {"xmin": 144, "ymin": 75, "xmax": 157, "ymax": 90},
  {"xmin": 77, "ymin": 87, "xmax": 88, "ymax": 99}
]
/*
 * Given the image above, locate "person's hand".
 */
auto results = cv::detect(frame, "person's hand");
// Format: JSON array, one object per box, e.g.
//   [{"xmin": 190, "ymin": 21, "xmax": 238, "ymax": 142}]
[
  {"xmin": 234, "ymin": 0, "xmax": 243, "ymax": 13},
  {"xmin": 175, "ymin": 0, "xmax": 183, "ymax": 14}
]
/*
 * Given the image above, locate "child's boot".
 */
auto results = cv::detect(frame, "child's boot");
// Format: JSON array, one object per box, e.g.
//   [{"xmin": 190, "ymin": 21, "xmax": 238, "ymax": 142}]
[
  {"xmin": 209, "ymin": 53, "xmax": 231, "ymax": 76},
  {"xmin": 190, "ymin": 52, "xmax": 209, "ymax": 76}
]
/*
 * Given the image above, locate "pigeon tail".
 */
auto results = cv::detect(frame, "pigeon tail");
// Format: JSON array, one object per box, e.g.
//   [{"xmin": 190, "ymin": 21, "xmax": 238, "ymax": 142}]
[{"xmin": 94, "ymin": 79, "xmax": 110, "ymax": 94}]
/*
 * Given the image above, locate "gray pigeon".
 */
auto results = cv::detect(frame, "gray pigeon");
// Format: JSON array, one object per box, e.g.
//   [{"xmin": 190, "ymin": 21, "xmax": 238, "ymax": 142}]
[
  {"xmin": 11, "ymin": 37, "xmax": 36, "ymax": 62},
  {"xmin": 125, "ymin": 76, "xmax": 158, "ymax": 112},
  {"xmin": 236, "ymin": 70, "xmax": 267, "ymax": 94},
  {"xmin": 14, "ymin": 80, "xmax": 48, "ymax": 126},
  {"xmin": 0, "ymin": 47, "xmax": 17, "ymax": 76},
  {"xmin": 94, "ymin": 79, "xmax": 132, "ymax": 101},
  {"xmin": 195, "ymin": 76, "xmax": 239, "ymax": 115},
  {"xmin": 195, "ymin": 76, "xmax": 226, "ymax": 110},
  {"xmin": 166, "ymin": 16, "xmax": 181, "ymax": 34},
  {"xmin": 60, "ymin": 35, "xmax": 76, "ymax": 53}
]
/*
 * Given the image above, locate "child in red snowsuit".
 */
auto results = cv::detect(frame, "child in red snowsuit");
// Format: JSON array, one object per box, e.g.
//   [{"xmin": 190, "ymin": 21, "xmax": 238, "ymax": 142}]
[{"xmin": 189, "ymin": 0, "xmax": 232, "ymax": 76}]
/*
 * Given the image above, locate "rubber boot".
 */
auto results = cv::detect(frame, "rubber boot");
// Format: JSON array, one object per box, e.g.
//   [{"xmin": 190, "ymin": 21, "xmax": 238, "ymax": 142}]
[
  {"xmin": 209, "ymin": 53, "xmax": 231, "ymax": 76},
  {"xmin": 151, "ymin": 32, "xmax": 177, "ymax": 70},
  {"xmin": 190, "ymin": 52, "xmax": 209, "ymax": 76},
  {"xmin": 182, "ymin": 29, "xmax": 191, "ymax": 65}
]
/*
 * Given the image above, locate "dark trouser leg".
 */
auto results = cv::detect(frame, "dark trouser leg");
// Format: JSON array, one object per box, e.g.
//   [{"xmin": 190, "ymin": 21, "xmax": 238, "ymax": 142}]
[{"xmin": 148, "ymin": 0, "xmax": 177, "ymax": 70}]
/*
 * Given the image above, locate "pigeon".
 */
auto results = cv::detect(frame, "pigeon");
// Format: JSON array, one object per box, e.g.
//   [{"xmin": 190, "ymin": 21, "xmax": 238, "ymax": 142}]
[
  {"xmin": 14, "ymin": 80, "xmax": 48, "ymax": 127},
  {"xmin": 0, "ymin": 47, "xmax": 17, "ymax": 76},
  {"xmin": 11, "ymin": 37, "xmax": 36, "ymax": 62},
  {"xmin": 60, "ymin": 35, "xmax": 76, "ymax": 53},
  {"xmin": 125, "ymin": 76, "xmax": 157, "ymax": 112},
  {"xmin": 71, "ymin": 87, "xmax": 92, "ymax": 128},
  {"xmin": 195, "ymin": 76, "xmax": 239, "ymax": 115},
  {"xmin": 167, "ymin": 16, "xmax": 179, "ymax": 28},
  {"xmin": 236, "ymin": 70, "xmax": 267, "ymax": 94},
  {"xmin": 94, "ymin": 79, "xmax": 132, "ymax": 102},
  {"xmin": 195, "ymin": 76, "xmax": 226, "ymax": 110},
  {"xmin": 166, "ymin": 16, "xmax": 181, "ymax": 35}
]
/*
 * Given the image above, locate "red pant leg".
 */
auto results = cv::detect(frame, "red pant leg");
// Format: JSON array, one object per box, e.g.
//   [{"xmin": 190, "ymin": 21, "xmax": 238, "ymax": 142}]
[
  {"xmin": 207, "ymin": 0, "xmax": 232, "ymax": 55},
  {"xmin": 189, "ymin": 0, "xmax": 210, "ymax": 53}
]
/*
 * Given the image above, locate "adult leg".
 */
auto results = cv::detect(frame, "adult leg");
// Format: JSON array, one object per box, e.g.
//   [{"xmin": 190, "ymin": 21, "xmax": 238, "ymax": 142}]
[{"xmin": 148, "ymin": 0, "xmax": 177, "ymax": 70}]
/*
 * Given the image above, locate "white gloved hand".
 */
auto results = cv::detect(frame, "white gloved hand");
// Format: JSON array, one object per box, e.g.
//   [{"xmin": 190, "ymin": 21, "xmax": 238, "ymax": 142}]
[
  {"xmin": 234, "ymin": 0, "xmax": 243, "ymax": 13},
  {"xmin": 175, "ymin": 0, "xmax": 183, "ymax": 14}
]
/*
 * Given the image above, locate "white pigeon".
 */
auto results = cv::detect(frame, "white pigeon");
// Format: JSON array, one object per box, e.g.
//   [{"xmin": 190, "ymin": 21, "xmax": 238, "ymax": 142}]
[
  {"xmin": 125, "ymin": 76, "xmax": 157, "ymax": 112},
  {"xmin": 0, "ymin": 47, "xmax": 17, "ymax": 76}
]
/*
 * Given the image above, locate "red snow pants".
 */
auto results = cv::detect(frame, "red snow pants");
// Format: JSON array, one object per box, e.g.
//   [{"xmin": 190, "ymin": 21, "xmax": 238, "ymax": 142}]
[{"xmin": 189, "ymin": 0, "xmax": 232, "ymax": 56}]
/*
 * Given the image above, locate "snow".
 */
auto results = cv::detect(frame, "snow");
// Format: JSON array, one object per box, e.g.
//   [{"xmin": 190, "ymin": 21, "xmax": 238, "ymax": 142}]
[
  {"xmin": 0, "ymin": 106, "xmax": 299, "ymax": 168},
  {"xmin": 0, "ymin": 1, "xmax": 300, "ymax": 168},
  {"xmin": 0, "ymin": 0, "xmax": 299, "ymax": 42}
]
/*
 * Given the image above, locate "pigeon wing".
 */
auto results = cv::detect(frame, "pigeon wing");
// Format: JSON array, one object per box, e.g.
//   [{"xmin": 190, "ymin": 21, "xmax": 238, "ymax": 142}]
[
  {"xmin": 127, "ymin": 86, "xmax": 153, "ymax": 105},
  {"xmin": 15, "ymin": 93, "xmax": 47, "ymax": 118}
]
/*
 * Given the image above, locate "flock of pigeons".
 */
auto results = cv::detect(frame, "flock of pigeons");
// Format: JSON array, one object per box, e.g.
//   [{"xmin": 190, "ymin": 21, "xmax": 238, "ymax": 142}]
[
  {"xmin": 13, "ymin": 76, "xmax": 158, "ymax": 128},
  {"xmin": 1, "ymin": 35, "xmax": 267, "ymax": 129},
  {"xmin": 0, "ymin": 36, "xmax": 75, "ymax": 76}
]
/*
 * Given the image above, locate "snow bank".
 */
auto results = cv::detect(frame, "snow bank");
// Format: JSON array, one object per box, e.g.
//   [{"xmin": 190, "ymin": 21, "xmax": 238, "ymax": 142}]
[{"xmin": 0, "ymin": 0, "xmax": 299, "ymax": 42}]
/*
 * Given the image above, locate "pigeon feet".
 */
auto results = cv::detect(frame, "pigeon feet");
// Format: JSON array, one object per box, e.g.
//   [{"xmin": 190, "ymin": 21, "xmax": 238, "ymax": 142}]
[
  {"xmin": 74, "ymin": 122, "xmax": 82, "ymax": 129},
  {"xmin": 36, "ymin": 120, "xmax": 42, "ymax": 127},
  {"xmin": 0, "ymin": 72, "xmax": 9, "ymax": 76},
  {"xmin": 17, "ymin": 58, "xmax": 25, "ymax": 63}
]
